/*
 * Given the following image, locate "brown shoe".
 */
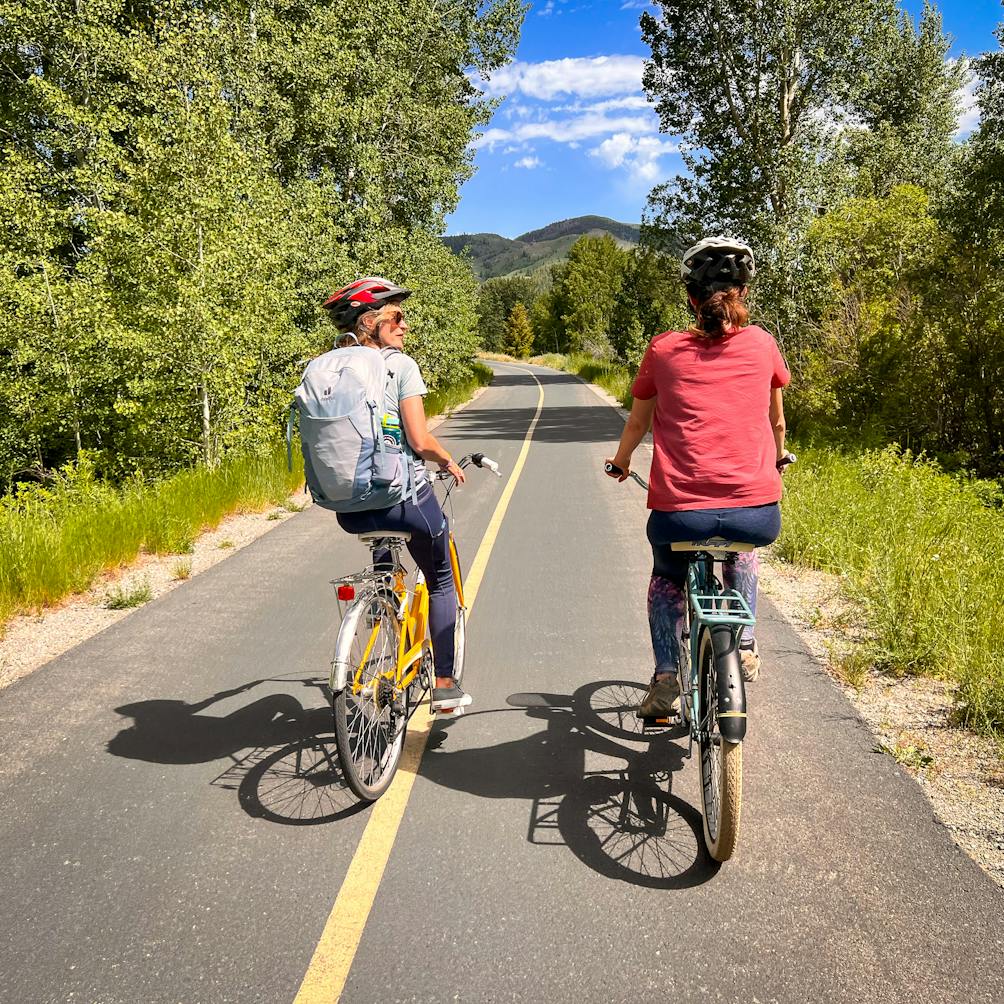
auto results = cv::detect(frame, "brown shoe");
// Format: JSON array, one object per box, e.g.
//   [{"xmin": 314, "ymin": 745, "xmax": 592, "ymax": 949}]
[
  {"xmin": 636, "ymin": 674, "xmax": 680, "ymax": 718},
  {"xmin": 740, "ymin": 640, "xmax": 761, "ymax": 682}
]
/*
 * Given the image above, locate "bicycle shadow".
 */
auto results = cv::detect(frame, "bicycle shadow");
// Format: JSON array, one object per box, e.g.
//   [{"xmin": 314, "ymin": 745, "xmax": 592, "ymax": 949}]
[
  {"xmin": 106, "ymin": 676, "xmax": 366, "ymax": 825},
  {"xmin": 423, "ymin": 681, "xmax": 719, "ymax": 888}
]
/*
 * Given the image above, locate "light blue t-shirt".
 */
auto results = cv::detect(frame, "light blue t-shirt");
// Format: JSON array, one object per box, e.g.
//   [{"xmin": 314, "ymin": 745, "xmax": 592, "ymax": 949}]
[{"xmin": 381, "ymin": 349, "xmax": 430, "ymax": 487}]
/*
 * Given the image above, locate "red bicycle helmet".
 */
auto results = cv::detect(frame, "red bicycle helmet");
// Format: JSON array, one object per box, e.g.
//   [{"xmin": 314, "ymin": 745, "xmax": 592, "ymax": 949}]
[{"xmin": 322, "ymin": 276, "xmax": 412, "ymax": 331}]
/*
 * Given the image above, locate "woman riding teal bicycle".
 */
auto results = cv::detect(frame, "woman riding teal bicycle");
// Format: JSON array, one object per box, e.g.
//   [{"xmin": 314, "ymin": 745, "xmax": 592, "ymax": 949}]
[{"xmin": 606, "ymin": 238, "xmax": 791, "ymax": 718}]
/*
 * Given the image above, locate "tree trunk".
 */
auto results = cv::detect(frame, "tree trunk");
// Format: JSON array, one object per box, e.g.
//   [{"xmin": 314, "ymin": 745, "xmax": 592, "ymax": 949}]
[{"xmin": 200, "ymin": 382, "xmax": 214, "ymax": 468}]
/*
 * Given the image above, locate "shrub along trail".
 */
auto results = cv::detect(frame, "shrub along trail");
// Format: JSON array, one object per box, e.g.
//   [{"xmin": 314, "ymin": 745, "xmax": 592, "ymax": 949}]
[{"xmin": 0, "ymin": 362, "xmax": 1001, "ymax": 1004}]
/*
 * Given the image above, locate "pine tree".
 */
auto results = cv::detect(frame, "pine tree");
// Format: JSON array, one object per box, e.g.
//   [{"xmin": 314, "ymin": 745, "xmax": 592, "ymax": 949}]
[{"xmin": 504, "ymin": 303, "xmax": 535, "ymax": 359}]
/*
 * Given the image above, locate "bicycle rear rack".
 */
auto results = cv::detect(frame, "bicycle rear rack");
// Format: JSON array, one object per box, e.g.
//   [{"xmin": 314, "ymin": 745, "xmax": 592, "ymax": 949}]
[{"xmin": 689, "ymin": 590, "xmax": 755, "ymax": 627}]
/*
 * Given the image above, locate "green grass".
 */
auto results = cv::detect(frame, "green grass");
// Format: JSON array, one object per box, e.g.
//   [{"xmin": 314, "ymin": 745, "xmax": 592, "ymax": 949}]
[
  {"xmin": 105, "ymin": 578, "xmax": 153, "ymax": 610},
  {"xmin": 778, "ymin": 444, "xmax": 1004, "ymax": 739},
  {"xmin": 426, "ymin": 361, "xmax": 494, "ymax": 418},
  {"xmin": 171, "ymin": 558, "xmax": 193, "ymax": 581},
  {"xmin": 0, "ymin": 447, "xmax": 303, "ymax": 626}
]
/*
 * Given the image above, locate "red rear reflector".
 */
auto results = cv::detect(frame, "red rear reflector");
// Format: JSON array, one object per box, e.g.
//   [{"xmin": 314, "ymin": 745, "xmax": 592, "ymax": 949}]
[{"xmin": 337, "ymin": 585, "xmax": 355, "ymax": 601}]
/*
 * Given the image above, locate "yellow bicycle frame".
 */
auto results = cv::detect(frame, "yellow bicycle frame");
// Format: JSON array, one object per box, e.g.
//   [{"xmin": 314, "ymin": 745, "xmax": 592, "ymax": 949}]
[{"xmin": 351, "ymin": 533, "xmax": 464, "ymax": 696}]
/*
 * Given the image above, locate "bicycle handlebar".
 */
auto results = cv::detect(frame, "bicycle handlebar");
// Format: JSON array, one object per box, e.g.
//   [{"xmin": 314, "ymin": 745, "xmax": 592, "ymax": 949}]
[
  {"xmin": 606, "ymin": 453, "xmax": 795, "ymax": 489},
  {"xmin": 604, "ymin": 462, "xmax": 649, "ymax": 490}
]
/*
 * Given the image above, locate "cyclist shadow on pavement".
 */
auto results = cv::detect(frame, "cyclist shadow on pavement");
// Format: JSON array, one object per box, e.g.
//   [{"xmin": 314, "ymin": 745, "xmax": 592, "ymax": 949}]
[
  {"xmin": 107, "ymin": 677, "xmax": 366, "ymax": 825},
  {"xmin": 422, "ymin": 680, "xmax": 720, "ymax": 889}
]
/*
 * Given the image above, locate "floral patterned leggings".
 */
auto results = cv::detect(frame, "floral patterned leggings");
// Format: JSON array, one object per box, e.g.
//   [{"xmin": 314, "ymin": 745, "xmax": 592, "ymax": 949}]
[{"xmin": 646, "ymin": 504, "xmax": 781, "ymax": 676}]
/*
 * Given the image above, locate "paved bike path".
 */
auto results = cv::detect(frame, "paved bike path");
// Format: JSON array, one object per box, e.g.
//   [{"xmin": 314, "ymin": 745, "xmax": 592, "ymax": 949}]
[{"xmin": 0, "ymin": 362, "xmax": 1000, "ymax": 1003}]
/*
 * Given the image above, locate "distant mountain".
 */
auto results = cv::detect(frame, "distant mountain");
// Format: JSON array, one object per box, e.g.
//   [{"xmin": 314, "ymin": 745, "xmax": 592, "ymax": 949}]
[{"xmin": 443, "ymin": 215, "xmax": 640, "ymax": 282}]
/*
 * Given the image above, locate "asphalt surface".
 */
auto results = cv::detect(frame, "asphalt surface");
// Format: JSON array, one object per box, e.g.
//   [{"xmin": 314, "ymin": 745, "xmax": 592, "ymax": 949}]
[{"xmin": 1, "ymin": 361, "xmax": 1002, "ymax": 1004}]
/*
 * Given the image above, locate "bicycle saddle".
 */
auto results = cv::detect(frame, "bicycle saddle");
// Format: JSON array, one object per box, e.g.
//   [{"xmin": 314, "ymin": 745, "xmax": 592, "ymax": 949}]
[
  {"xmin": 357, "ymin": 531, "xmax": 412, "ymax": 544},
  {"xmin": 670, "ymin": 538, "xmax": 756, "ymax": 553}
]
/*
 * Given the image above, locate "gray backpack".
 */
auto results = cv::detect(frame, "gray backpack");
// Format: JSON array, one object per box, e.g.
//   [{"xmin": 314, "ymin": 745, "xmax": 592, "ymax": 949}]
[{"xmin": 287, "ymin": 346, "xmax": 417, "ymax": 512}]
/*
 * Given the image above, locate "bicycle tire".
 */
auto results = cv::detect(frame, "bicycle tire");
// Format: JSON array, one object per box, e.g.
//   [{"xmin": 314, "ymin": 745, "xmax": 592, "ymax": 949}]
[
  {"xmin": 448, "ymin": 537, "xmax": 466, "ymax": 687},
  {"xmin": 452, "ymin": 598, "xmax": 466, "ymax": 687},
  {"xmin": 333, "ymin": 590, "xmax": 407, "ymax": 801},
  {"xmin": 697, "ymin": 627, "xmax": 743, "ymax": 862}
]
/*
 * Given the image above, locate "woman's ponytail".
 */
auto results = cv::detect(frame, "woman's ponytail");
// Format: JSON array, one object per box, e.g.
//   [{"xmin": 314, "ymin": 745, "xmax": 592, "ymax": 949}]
[{"xmin": 688, "ymin": 286, "xmax": 750, "ymax": 339}]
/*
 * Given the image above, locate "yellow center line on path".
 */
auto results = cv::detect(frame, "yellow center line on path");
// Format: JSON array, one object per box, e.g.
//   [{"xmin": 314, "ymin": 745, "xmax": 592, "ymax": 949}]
[{"xmin": 293, "ymin": 365, "xmax": 545, "ymax": 1004}]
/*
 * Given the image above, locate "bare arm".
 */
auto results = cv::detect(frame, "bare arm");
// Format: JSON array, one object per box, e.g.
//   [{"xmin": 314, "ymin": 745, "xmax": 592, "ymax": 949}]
[
  {"xmin": 770, "ymin": 386, "xmax": 786, "ymax": 461},
  {"xmin": 400, "ymin": 395, "xmax": 465, "ymax": 483},
  {"xmin": 607, "ymin": 396, "xmax": 656, "ymax": 479}
]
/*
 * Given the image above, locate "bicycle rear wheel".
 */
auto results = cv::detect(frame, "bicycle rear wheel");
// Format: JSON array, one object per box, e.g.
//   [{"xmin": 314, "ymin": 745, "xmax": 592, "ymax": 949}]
[
  {"xmin": 333, "ymin": 591, "xmax": 407, "ymax": 801},
  {"xmin": 697, "ymin": 627, "xmax": 743, "ymax": 861}
]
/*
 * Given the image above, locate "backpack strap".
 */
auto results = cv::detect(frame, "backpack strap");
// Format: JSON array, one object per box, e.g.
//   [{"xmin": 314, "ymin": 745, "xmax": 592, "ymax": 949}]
[{"xmin": 380, "ymin": 347, "xmax": 420, "ymax": 505}]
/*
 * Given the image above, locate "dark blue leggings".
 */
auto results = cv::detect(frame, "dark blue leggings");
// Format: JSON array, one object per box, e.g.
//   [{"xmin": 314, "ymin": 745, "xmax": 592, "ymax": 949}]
[
  {"xmin": 646, "ymin": 503, "xmax": 781, "ymax": 584},
  {"xmin": 336, "ymin": 485, "xmax": 456, "ymax": 679},
  {"xmin": 646, "ymin": 504, "xmax": 780, "ymax": 663}
]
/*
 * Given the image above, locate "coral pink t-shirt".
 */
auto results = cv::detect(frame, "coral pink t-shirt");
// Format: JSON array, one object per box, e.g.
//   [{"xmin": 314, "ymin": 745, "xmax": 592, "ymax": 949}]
[{"xmin": 631, "ymin": 325, "xmax": 790, "ymax": 511}]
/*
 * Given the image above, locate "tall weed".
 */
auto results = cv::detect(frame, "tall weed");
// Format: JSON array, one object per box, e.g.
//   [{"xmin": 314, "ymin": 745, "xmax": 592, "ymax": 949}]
[
  {"xmin": 0, "ymin": 449, "xmax": 303, "ymax": 625},
  {"xmin": 778, "ymin": 445, "xmax": 1004, "ymax": 737}
]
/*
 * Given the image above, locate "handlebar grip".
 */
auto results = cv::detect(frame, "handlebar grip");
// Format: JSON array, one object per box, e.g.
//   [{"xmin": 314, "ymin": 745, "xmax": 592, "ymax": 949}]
[
  {"xmin": 605, "ymin": 461, "xmax": 624, "ymax": 477},
  {"xmin": 776, "ymin": 452, "xmax": 797, "ymax": 471}
]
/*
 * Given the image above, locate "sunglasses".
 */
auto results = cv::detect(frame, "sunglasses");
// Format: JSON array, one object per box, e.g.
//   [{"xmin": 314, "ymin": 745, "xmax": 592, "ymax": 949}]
[{"xmin": 380, "ymin": 310, "xmax": 405, "ymax": 327}]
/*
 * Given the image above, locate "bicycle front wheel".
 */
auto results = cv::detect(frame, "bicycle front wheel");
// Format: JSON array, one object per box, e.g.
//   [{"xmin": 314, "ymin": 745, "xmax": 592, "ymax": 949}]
[
  {"xmin": 449, "ymin": 536, "xmax": 466, "ymax": 687},
  {"xmin": 333, "ymin": 590, "xmax": 406, "ymax": 801},
  {"xmin": 697, "ymin": 627, "xmax": 743, "ymax": 862}
]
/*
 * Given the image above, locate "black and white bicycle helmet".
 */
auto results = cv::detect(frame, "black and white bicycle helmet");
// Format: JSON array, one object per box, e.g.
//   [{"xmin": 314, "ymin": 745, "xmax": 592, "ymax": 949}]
[
  {"xmin": 322, "ymin": 276, "xmax": 412, "ymax": 331},
  {"xmin": 680, "ymin": 237, "xmax": 756, "ymax": 295}
]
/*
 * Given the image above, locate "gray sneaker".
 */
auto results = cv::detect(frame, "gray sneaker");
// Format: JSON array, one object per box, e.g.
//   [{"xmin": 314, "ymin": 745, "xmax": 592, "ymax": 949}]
[
  {"xmin": 740, "ymin": 639, "xmax": 761, "ymax": 682},
  {"xmin": 636, "ymin": 674, "xmax": 681, "ymax": 719}
]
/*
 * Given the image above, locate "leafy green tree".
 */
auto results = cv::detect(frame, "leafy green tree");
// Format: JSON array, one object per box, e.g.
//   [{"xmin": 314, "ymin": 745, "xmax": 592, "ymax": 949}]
[
  {"xmin": 932, "ymin": 19, "xmax": 1004, "ymax": 471},
  {"xmin": 504, "ymin": 302, "xmax": 534, "ymax": 359},
  {"xmin": 610, "ymin": 247, "xmax": 690, "ymax": 365},
  {"xmin": 530, "ymin": 262, "xmax": 571, "ymax": 355},
  {"xmin": 640, "ymin": 0, "xmax": 897, "ymax": 248},
  {"xmin": 638, "ymin": 0, "xmax": 962, "ymax": 347},
  {"xmin": 841, "ymin": 3, "xmax": 966, "ymax": 201},
  {"xmin": 477, "ymin": 275, "xmax": 541, "ymax": 352},
  {"xmin": 798, "ymin": 186, "xmax": 945, "ymax": 443},
  {"xmin": 555, "ymin": 235, "xmax": 627, "ymax": 356},
  {"xmin": 0, "ymin": 0, "xmax": 524, "ymax": 487}
]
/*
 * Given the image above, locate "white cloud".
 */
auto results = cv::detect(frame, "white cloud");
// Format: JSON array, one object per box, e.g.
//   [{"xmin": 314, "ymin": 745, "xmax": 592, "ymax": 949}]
[
  {"xmin": 555, "ymin": 95, "xmax": 651, "ymax": 114},
  {"xmin": 955, "ymin": 70, "xmax": 981, "ymax": 138},
  {"xmin": 480, "ymin": 55, "xmax": 646, "ymax": 100},
  {"xmin": 475, "ymin": 112, "xmax": 659, "ymax": 150},
  {"xmin": 592, "ymin": 133, "xmax": 678, "ymax": 182},
  {"xmin": 620, "ymin": 0, "xmax": 652, "ymax": 8},
  {"xmin": 514, "ymin": 156, "xmax": 542, "ymax": 169}
]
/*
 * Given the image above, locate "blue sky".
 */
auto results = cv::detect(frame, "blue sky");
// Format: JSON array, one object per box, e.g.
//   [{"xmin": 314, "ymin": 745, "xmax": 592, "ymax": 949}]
[{"xmin": 444, "ymin": 0, "xmax": 1003, "ymax": 238}]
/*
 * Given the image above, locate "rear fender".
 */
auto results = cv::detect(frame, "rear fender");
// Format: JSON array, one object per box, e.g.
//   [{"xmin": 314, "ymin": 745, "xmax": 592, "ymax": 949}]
[
  {"xmin": 710, "ymin": 625, "xmax": 746, "ymax": 742},
  {"xmin": 330, "ymin": 589, "xmax": 395, "ymax": 695}
]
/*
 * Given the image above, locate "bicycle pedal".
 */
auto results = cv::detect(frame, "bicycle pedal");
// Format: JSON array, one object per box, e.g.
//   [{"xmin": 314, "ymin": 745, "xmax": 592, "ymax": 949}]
[{"xmin": 640, "ymin": 715, "xmax": 671, "ymax": 730}]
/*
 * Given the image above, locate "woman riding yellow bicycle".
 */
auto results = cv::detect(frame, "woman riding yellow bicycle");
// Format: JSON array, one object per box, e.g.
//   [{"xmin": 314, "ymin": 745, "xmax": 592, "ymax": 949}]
[{"xmin": 321, "ymin": 277, "xmax": 472, "ymax": 715}]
